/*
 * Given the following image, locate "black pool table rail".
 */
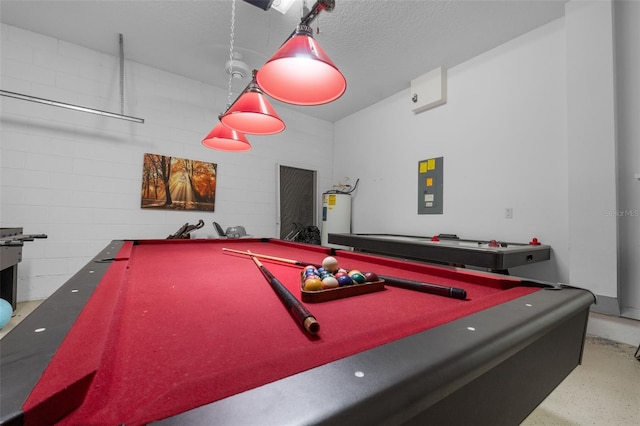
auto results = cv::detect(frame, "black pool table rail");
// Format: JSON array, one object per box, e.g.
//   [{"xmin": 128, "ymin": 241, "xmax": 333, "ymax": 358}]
[{"xmin": 0, "ymin": 241, "xmax": 121, "ymax": 425}]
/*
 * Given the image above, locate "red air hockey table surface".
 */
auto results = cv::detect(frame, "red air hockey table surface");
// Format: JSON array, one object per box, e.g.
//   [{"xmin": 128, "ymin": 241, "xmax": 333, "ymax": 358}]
[{"xmin": 0, "ymin": 238, "xmax": 593, "ymax": 425}]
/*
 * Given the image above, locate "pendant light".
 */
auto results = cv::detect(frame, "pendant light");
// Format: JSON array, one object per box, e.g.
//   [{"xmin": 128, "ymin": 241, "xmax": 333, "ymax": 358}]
[
  {"xmin": 202, "ymin": 121, "xmax": 251, "ymax": 151},
  {"xmin": 202, "ymin": 0, "xmax": 253, "ymax": 151},
  {"xmin": 256, "ymin": 23, "xmax": 346, "ymax": 106},
  {"xmin": 202, "ymin": 0, "xmax": 345, "ymax": 150},
  {"xmin": 220, "ymin": 70, "xmax": 285, "ymax": 135},
  {"xmin": 255, "ymin": 1, "xmax": 345, "ymax": 106}
]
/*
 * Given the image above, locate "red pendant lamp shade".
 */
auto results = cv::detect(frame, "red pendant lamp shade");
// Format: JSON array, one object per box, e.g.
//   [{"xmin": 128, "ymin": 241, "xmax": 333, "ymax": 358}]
[
  {"xmin": 256, "ymin": 25, "xmax": 346, "ymax": 106},
  {"xmin": 220, "ymin": 81, "xmax": 285, "ymax": 135},
  {"xmin": 202, "ymin": 123, "xmax": 251, "ymax": 151}
]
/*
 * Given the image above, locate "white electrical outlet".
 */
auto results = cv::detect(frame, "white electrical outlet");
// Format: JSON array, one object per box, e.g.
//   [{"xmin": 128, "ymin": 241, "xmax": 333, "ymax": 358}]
[{"xmin": 505, "ymin": 208, "xmax": 513, "ymax": 219}]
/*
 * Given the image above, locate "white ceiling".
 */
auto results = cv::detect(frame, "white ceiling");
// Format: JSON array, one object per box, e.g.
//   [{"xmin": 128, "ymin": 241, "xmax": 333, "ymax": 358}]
[{"xmin": 0, "ymin": 0, "xmax": 568, "ymax": 122}]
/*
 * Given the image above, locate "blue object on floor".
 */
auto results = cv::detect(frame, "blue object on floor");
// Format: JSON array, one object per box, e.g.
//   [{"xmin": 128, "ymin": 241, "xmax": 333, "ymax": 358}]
[{"xmin": 0, "ymin": 298, "xmax": 13, "ymax": 329}]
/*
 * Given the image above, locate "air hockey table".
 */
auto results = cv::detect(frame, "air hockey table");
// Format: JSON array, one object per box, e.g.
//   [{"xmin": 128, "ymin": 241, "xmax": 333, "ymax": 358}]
[{"xmin": 328, "ymin": 233, "xmax": 551, "ymax": 274}]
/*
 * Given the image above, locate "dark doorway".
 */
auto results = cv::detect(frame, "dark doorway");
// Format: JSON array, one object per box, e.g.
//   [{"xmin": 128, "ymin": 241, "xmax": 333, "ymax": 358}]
[{"xmin": 278, "ymin": 165, "xmax": 317, "ymax": 240}]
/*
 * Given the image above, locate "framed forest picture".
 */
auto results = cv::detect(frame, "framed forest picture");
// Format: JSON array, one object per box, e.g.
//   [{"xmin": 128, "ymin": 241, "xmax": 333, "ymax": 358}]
[{"xmin": 141, "ymin": 153, "xmax": 217, "ymax": 211}]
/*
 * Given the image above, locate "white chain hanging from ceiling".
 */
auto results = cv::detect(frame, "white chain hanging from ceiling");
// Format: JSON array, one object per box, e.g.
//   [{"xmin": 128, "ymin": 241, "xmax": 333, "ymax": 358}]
[{"xmin": 226, "ymin": 0, "xmax": 237, "ymax": 109}]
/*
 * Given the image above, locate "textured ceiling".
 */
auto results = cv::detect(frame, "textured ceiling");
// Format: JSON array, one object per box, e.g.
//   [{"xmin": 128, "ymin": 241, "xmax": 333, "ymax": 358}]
[{"xmin": 0, "ymin": 0, "xmax": 568, "ymax": 122}]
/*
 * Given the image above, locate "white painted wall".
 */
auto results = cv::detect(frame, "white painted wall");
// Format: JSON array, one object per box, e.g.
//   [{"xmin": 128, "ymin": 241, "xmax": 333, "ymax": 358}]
[
  {"xmin": 0, "ymin": 23, "xmax": 334, "ymax": 301},
  {"xmin": 333, "ymin": 2, "xmax": 639, "ymax": 341},
  {"xmin": 614, "ymin": 0, "xmax": 640, "ymax": 320},
  {"xmin": 566, "ymin": 0, "xmax": 618, "ymax": 301},
  {"xmin": 334, "ymin": 19, "xmax": 569, "ymax": 283}
]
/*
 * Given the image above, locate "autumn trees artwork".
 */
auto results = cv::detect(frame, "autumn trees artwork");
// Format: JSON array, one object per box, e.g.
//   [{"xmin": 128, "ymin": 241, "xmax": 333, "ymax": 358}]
[{"xmin": 141, "ymin": 153, "xmax": 217, "ymax": 211}]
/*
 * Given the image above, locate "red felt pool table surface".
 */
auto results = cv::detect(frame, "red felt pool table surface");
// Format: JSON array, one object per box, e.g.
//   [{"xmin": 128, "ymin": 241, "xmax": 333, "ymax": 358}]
[{"xmin": 7, "ymin": 239, "xmax": 594, "ymax": 425}]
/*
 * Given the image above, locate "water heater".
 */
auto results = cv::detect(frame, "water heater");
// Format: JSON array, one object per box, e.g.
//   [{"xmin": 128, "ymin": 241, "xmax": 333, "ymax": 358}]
[{"xmin": 321, "ymin": 193, "xmax": 351, "ymax": 247}]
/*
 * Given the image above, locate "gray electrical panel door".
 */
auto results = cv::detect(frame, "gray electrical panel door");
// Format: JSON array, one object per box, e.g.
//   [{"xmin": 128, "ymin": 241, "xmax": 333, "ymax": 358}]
[{"xmin": 418, "ymin": 157, "xmax": 443, "ymax": 215}]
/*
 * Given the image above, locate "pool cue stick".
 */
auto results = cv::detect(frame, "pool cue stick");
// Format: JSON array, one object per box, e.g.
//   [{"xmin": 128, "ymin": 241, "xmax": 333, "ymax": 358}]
[
  {"xmin": 223, "ymin": 248, "xmax": 467, "ymax": 300},
  {"xmin": 248, "ymin": 253, "xmax": 320, "ymax": 335},
  {"xmin": 375, "ymin": 275, "xmax": 466, "ymax": 300},
  {"xmin": 223, "ymin": 247, "xmax": 306, "ymax": 266}
]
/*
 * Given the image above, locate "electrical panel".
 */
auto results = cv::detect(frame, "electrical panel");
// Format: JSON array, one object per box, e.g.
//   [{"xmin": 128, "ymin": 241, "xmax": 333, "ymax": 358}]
[{"xmin": 418, "ymin": 157, "xmax": 443, "ymax": 214}]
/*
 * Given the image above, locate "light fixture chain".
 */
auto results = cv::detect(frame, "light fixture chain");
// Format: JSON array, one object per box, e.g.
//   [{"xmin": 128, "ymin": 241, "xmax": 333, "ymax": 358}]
[{"xmin": 227, "ymin": 0, "xmax": 236, "ymax": 108}]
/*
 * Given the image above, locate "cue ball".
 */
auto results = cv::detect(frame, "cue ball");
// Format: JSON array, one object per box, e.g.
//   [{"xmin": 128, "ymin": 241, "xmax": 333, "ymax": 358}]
[{"xmin": 322, "ymin": 256, "xmax": 339, "ymax": 273}]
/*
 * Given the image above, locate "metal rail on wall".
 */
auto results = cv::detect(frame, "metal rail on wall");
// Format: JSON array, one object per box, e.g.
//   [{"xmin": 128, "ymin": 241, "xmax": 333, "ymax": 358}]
[
  {"xmin": 0, "ymin": 90, "xmax": 144, "ymax": 123},
  {"xmin": 0, "ymin": 34, "xmax": 144, "ymax": 124}
]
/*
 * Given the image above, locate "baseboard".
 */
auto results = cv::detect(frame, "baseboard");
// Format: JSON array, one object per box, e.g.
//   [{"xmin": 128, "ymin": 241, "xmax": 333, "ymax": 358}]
[
  {"xmin": 589, "ymin": 295, "xmax": 620, "ymax": 316},
  {"xmin": 587, "ymin": 312, "xmax": 639, "ymax": 346}
]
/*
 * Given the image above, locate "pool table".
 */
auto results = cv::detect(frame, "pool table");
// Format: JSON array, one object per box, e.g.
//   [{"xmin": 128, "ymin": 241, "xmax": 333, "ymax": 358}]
[{"xmin": 0, "ymin": 238, "xmax": 594, "ymax": 425}]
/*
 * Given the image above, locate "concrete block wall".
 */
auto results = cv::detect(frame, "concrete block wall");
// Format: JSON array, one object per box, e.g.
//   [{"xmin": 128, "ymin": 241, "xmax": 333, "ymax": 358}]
[{"xmin": 1, "ymin": 23, "xmax": 334, "ymax": 300}]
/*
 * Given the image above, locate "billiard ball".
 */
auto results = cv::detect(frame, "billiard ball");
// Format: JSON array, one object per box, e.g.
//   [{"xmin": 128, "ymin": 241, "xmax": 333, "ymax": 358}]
[
  {"xmin": 322, "ymin": 256, "xmax": 339, "ymax": 273},
  {"xmin": 347, "ymin": 270, "xmax": 362, "ymax": 277},
  {"xmin": 350, "ymin": 272, "xmax": 366, "ymax": 284},
  {"xmin": 336, "ymin": 275, "xmax": 353, "ymax": 287},
  {"xmin": 321, "ymin": 276, "xmax": 339, "ymax": 289},
  {"xmin": 364, "ymin": 272, "xmax": 379, "ymax": 282},
  {"xmin": 304, "ymin": 277, "xmax": 324, "ymax": 291}
]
